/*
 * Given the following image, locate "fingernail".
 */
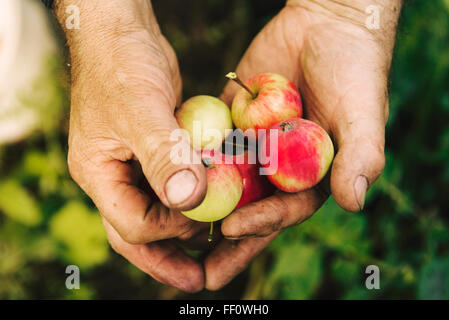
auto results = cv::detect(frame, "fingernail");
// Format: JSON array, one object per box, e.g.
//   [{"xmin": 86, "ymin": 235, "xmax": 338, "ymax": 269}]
[
  {"xmin": 224, "ymin": 235, "xmax": 253, "ymax": 241},
  {"xmin": 354, "ymin": 175, "xmax": 368, "ymax": 211},
  {"xmin": 165, "ymin": 170, "xmax": 198, "ymax": 205},
  {"xmin": 225, "ymin": 236, "xmax": 244, "ymax": 241}
]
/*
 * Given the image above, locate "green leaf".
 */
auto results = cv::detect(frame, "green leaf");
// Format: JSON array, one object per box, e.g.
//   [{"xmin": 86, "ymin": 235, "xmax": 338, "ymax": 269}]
[
  {"xmin": 418, "ymin": 256, "xmax": 449, "ymax": 300},
  {"xmin": 49, "ymin": 201, "xmax": 109, "ymax": 269},
  {"xmin": 23, "ymin": 150, "xmax": 49, "ymax": 177},
  {"xmin": 343, "ymin": 287, "xmax": 376, "ymax": 300},
  {"xmin": 301, "ymin": 198, "xmax": 370, "ymax": 254},
  {"xmin": 331, "ymin": 258, "xmax": 361, "ymax": 287},
  {"xmin": 444, "ymin": 0, "xmax": 449, "ymax": 13},
  {"xmin": 264, "ymin": 243, "xmax": 323, "ymax": 299},
  {"xmin": 65, "ymin": 285, "xmax": 95, "ymax": 300},
  {"xmin": 0, "ymin": 180, "xmax": 42, "ymax": 226}
]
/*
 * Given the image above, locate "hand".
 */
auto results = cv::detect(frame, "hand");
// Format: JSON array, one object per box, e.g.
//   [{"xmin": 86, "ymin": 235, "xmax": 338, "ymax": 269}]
[
  {"xmin": 55, "ymin": 0, "xmax": 208, "ymax": 292},
  {"xmin": 205, "ymin": 0, "xmax": 402, "ymax": 290}
]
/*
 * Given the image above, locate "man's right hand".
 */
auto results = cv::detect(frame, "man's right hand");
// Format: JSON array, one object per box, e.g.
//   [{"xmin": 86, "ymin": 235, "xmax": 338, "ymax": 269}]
[{"xmin": 55, "ymin": 0, "xmax": 207, "ymax": 292}]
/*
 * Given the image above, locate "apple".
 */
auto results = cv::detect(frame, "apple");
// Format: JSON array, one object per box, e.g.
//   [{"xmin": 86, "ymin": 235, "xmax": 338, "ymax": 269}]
[
  {"xmin": 233, "ymin": 150, "xmax": 276, "ymax": 208},
  {"xmin": 226, "ymin": 72, "xmax": 302, "ymax": 137},
  {"xmin": 175, "ymin": 95, "xmax": 233, "ymax": 150},
  {"xmin": 204, "ymin": 149, "xmax": 275, "ymax": 209},
  {"xmin": 260, "ymin": 118, "xmax": 334, "ymax": 193},
  {"xmin": 181, "ymin": 152, "xmax": 243, "ymax": 222}
]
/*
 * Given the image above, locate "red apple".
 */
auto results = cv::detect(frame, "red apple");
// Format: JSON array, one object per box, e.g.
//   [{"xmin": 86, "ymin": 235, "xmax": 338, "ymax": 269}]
[
  {"xmin": 181, "ymin": 152, "xmax": 243, "ymax": 222},
  {"xmin": 260, "ymin": 118, "xmax": 334, "ymax": 193},
  {"xmin": 204, "ymin": 149, "xmax": 275, "ymax": 209},
  {"xmin": 231, "ymin": 150, "xmax": 276, "ymax": 208},
  {"xmin": 227, "ymin": 72, "xmax": 302, "ymax": 137}
]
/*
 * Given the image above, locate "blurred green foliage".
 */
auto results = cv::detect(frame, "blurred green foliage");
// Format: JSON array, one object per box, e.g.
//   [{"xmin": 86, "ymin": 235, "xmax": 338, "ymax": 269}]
[{"xmin": 0, "ymin": 0, "xmax": 448, "ymax": 299}]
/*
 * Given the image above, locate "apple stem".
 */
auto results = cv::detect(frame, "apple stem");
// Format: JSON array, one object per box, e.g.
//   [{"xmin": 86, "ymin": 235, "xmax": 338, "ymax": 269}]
[
  {"xmin": 280, "ymin": 121, "xmax": 294, "ymax": 132},
  {"xmin": 208, "ymin": 222, "xmax": 214, "ymax": 243},
  {"xmin": 226, "ymin": 72, "xmax": 257, "ymax": 99},
  {"xmin": 224, "ymin": 140, "xmax": 246, "ymax": 150},
  {"xmin": 202, "ymin": 157, "xmax": 215, "ymax": 169}
]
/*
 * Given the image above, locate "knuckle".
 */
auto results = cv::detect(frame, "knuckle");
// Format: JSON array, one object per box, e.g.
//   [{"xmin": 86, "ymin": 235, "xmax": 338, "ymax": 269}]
[
  {"xmin": 145, "ymin": 133, "xmax": 173, "ymax": 168},
  {"xmin": 67, "ymin": 149, "xmax": 83, "ymax": 184},
  {"xmin": 107, "ymin": 238, "xmax": 123, "ymax": 256},
  {"xmin": 119, "ymin": 224, "xmax": 147, "ymax": 245},
  {"xmin": 369, "ymin": 145, "xmax": 386, "ymax": 180},
  {"xmin": 140, "ymin": 134, "xmax": 178, "ymax": 188},
  {"xmin": 280, "ymin": 191, "xmax": 320, "ymax": 227},
  {"xmin": 262, "ymin": 197, "xmax": 290, "ymax": 232},
  {"xmin": 150, "ymin": 206, "xmax": 192, "ymax": 237},
  {"xmin": 274, "ymin": 197, "xmax": 292, "ymax": 221},
  {"xmin": 172, "ymin": 216, "xmax": 193, "ymax": 235},
  {"xmin": 375, "ymin": 149, "xmax": 386, "ymax": 171}
]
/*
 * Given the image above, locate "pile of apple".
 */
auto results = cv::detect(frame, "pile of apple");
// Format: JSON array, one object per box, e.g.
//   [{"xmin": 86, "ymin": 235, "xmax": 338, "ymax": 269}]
[{"xmin": 174, "ymin": 72, "xmax": 334, "ymax": 232}]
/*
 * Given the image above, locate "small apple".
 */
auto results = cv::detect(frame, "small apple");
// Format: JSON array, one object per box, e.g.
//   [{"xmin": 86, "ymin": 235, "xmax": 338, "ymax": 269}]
[
  {"xmin": 181, "ymin": 153, "xmax": 243, "ymax": 222},
  {"xmin": 175, "ymin": 95, "xmax": 233, "ymax": 150},
  {"xmin": 204, "ymin": 149, "xmax": 275, "ymax": 209},
  {"xmin": 233, "ymin": 150, "xmax": 276, "ymax": 208},
  {"xmin": 260, "ymin": 118, "xmax": 334, "ymax": 193},
  {"xmin": 226, "ymin": 72, "xmax": 302, "ymax": 137}
]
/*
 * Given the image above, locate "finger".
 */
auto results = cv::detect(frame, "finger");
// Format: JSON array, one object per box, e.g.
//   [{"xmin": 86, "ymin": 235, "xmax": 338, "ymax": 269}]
[
  {"xmin": 68, "ymin": 152, "xmax": 195, "ymax": 244},
  {"xmin": 330, "ymin": 116, "xmax": 386, "ymax": 212},
  {"xmin": 99, "ymin": 28, "xmax": 204, "ymax": 210},
  {"xmin": 328, "ymin": 75, "xmax": 388, "ymax": 212},
  {"xmin": 177, "ymin": 222, "xmax": 212, "ymax": 242},
  {"xmin": 176, "ymin": 222, "xmax": 224, "ymax": 251},
  {"xmin": 157, "ymin": 34, "xmax": 183, "ymax": 107},
  {"xmin": 204, "ymin": 233, "xmax": 278, "ymax": 291},
  {"xmin": 221, "ymin": 188, "xmax": 327, "ymax": 240},
  {"xmin": 119, "ymin": 100, "xmax": 207, "ymax": 211},
  {"xmin": 297, "ymin": 25, "xmax": 389, "ymax": 213},
  {"xmin": 103, "ymin": 218, "xmax": 204, "ymax": 293}
]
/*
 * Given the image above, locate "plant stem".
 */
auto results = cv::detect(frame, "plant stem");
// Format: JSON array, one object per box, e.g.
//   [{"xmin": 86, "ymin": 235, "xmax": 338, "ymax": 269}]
[
  {"xmin": 208, "ymin": 222, "xmax": 214, "ymax": 243},
  {"xmin": 226, "ymin": 72, "xmax": 257, "ymax": 99}
]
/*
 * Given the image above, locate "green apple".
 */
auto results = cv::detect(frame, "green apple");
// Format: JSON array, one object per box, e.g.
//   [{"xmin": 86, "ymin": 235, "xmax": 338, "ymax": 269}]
[
  {"xmin": 181, "ymin": 154, "xmax": 243, "ymax": 222},
  {"xmin": 175, "ymin": 95, "xmax": 233, "ymax": 150}
]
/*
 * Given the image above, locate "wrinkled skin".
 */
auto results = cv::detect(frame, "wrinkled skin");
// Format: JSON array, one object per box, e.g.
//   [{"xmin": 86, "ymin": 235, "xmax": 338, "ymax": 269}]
[
  {"xmin": 205, "ymin": 0, "xmax": 401, "ymax": 290},
  {"xmin": 56, "ymin": 0, "xmax": 209, "ymax": 292},
  {"xmin": 56, "ymin": 0, "xmax": 401, "ymax": 292}
]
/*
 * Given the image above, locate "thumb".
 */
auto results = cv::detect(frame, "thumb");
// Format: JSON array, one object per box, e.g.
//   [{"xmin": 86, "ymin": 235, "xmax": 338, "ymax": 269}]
[
  {"xmin": 122, "ymin": 99, "xmax": 207, "ymax": 211},
  {"xmin": 330, "ymin": 88, "xmax": 388, "ymax": 212}
]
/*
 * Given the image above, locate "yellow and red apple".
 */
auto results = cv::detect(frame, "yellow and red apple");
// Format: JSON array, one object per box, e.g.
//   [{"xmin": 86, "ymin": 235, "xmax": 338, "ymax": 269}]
[
  {"xmin": 260, "ymin": 118, "xmax": 334, "ymax": 193},
  {"xmin": 175, "ymin": 95, "xmax": 233, "ymax": 150},
  {"xmin": 228, "ymin": 73, "xmax": 302, "ymax": 137},
  {"xmin": 181, "ymin": 152, "xmax": 243, "ymax": 222},
  {"xmin": 205, "ymin": 149, "xmax": 276, "ymax": 209}
]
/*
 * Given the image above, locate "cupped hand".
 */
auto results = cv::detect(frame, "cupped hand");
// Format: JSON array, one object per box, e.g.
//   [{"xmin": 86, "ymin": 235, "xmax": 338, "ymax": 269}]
[
  {"xmin": 205, "ymin": 0, "xmax": 402, "ymax": 290},
  {"xmin": 56, "ymin": 0, "xmax": 208, "ymax": 292}
]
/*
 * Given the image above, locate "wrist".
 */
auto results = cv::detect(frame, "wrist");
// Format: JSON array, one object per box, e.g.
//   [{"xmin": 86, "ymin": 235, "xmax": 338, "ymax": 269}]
[
  {"xmin": 54, "ymin": 0, "xmax": 164, "ymax": 77},
  {"xmin": 286, "ymin": 0, "xmax": 402, "ymax": 21},
  {"xmin": 286, "ymin": 0, "xmax": 402, "ymax": 49},
  {"xmin": 54, "ymin": 0, "xmax": 160, "ymax": 51}
]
